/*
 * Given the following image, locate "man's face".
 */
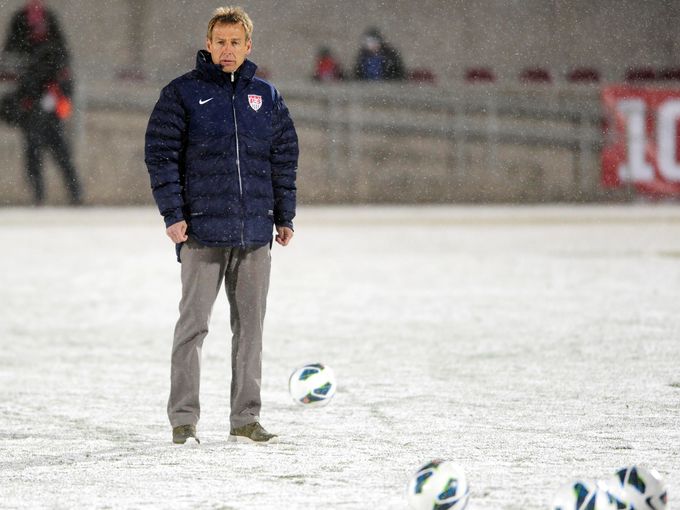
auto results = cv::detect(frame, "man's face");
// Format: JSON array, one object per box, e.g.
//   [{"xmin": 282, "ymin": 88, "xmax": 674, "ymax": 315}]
[
  {"xmin": 206, "ymin": 22, "xmax": 251, "ymax": 73},
  {"xmin": 363, "ymin": 36, "xmax": 381, "ymax": 54}
]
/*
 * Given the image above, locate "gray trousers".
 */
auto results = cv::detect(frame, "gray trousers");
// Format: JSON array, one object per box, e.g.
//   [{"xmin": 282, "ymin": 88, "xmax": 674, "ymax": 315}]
[{"xmin": 167, "ymin": 238, "xmax": 271, "ymax": 430}]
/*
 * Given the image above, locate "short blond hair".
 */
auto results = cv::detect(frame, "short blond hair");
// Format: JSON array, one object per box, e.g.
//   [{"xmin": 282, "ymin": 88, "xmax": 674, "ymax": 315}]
[{"xmin": 207, "ymin": 6, "xmax": 253, "ymax": 41}]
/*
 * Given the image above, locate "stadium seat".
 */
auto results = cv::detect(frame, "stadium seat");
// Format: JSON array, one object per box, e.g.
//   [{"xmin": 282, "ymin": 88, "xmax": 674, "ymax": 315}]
[
  {"xmin": 566, "ymin": 67, "xmax": 600, "ymax": 83},
  {"xmin": 519, "ymin": 67, "xmax": 552, "ymax": 83},
  {"xmin": 0, "ymin": 70, "xmax": 17, "ymax": 82},
  {"xmin": 115, "ymin": 68, "xmax": 146, "ymax": 82},
  {"xmin": 255, "ymin": 67, "xmax": 271, "ymax": 80},
  {"xmin": 464, "ymin": 67, "xmax": 495, "ymax": 83},
  {"xmin": 408, "ymin": 68, "xmax": 436, "ymax": 84},
  {"xmin": 625, "ymin": 67, "xmax": 656, "ymax": 82},
  {"xmin": 659, "ymin": 68, "xmax": 680, "ymax": 81}
]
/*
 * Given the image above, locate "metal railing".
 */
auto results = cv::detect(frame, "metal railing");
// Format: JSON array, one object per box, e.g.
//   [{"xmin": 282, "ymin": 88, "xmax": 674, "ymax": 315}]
[
  {"xmin": 278, "ymin": 82, "xmax": 603, "ymax": 198},
  {"xmin": 1, "ymin": 78, "xmax": 606, "ymax": 203}
]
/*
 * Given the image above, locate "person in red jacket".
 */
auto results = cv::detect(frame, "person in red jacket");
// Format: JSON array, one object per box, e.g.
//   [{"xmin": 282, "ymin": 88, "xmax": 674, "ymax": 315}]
[
  {"xmin": 2, "ymin": 0, "xmax": 82, "ymax": 205},
  {"xmin": 313, "ymin": 46, "xmax": 344, "ymax": 82}
]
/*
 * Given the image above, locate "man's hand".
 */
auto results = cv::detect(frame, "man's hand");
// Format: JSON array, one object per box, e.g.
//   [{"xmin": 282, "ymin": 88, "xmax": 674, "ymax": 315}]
[
  {"xmin": 166, "ymin": 220, "xmax": 188, "ymax": 243},
  {"xmin": 275, "ymin": 226, "xmax": 294, "ymax": 246}
]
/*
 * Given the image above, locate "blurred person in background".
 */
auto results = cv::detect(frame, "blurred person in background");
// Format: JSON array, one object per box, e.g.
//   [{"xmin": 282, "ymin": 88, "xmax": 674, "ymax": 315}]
[
  {"xmin": 145, "ymin": 6, "xmax": 298, "ymax": 446},
  {"xmin": 312, "ymin": 46, "xmax": 343, "ymax": 82},
  {"xmin": 353, "ymin": 27, "xmax": 405, "ymax": 81},
  {"xmin": 2, "ymin": 0, "xmax": 82, "ymax": 205}
]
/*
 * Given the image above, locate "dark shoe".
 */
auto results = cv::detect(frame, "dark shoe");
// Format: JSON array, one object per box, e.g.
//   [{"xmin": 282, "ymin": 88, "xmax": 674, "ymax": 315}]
[
  {"xmin": 172, "ymin": 424, "xmax": 200, "ymax": 445},
  {"xmin": 228, "ymin": 422, "xmax": 278, "ymax": 444}
]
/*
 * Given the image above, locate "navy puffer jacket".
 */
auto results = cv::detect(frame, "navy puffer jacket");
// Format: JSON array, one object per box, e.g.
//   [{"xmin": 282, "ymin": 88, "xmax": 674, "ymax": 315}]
[{"xmin": 145, "ymin": 51, "xmax": 298, "ymax": 248}]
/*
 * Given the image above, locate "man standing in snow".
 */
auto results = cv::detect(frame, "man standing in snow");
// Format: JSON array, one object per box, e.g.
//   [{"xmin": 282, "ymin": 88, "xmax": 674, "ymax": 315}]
[{"xmin": 145, "ymin": 6, "xmax": 298, "ymax": 445}]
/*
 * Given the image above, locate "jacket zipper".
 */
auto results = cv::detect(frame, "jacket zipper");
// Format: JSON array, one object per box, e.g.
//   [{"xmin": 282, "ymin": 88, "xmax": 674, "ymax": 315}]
[{"xmin": 231, "ymin": 72, "xmax": 245, "ymax": 247}]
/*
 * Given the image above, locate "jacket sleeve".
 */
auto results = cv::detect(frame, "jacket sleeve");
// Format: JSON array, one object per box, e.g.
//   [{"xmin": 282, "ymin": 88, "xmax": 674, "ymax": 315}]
[
  {"xmin": 270, "ymin": 89, "xmax": 298, "ymax": 229},
  {"xmin": 145, "ymin": 83, "xmax": 186, "ymax": 228}
]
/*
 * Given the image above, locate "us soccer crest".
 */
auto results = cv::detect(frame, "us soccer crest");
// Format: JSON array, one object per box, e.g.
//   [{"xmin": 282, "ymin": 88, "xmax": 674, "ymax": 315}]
[{"xmin": 248, "ymin": 94, "xmax": 262, "ymax": 111}]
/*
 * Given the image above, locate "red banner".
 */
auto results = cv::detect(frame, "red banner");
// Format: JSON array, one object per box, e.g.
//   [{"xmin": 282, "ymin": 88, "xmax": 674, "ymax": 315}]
[{"xmin": 602, "ymin": 85, "xmax": 680, "ymax": 196}]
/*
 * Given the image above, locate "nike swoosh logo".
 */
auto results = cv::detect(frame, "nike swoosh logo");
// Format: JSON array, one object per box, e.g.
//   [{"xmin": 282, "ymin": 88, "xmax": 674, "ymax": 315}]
[{"xmin": 199, "ymin": 98, "xmax": 213, "ymax": 105}]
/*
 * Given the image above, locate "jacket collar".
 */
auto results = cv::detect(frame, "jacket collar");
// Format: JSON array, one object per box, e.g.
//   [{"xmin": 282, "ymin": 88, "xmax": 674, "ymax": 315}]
[{"xmin": 195, "ymin": 50, "xmax": 257, "ymax": 88}]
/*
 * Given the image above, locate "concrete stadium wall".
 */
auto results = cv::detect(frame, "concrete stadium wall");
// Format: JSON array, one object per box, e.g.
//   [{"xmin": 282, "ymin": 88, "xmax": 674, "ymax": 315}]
[
  {"xmin": 0, "ymin": 116, "xmax": 591, "ymax": 206},
  {"xmin": 0, "ymin": 0, "xmax": 678, "ymax": 86}
]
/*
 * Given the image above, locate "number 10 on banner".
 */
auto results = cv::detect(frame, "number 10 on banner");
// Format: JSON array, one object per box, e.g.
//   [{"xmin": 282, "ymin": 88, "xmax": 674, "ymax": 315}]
[{"xmin": 615, "ymin": 98, "xmax": 680, "ymax": 182}]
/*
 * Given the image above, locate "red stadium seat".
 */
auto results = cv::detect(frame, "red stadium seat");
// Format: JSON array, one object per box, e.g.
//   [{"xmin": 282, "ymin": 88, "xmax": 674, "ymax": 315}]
[
  {"xmin": 255, "ymin": 67, "xmax": 271, "ymax": 80},
  {"xmin": 519, "ymin": 67, "xmax": 552, "ymax": 83},
  {"xmin": 408, "ymin": 68, "xmax": 437, "ymax": 84},
  {"xmin": 659, "ymin": 68, "xmax": 680, "ymax": 81},
  {"xmin": 566, "ymin": 67, "xmax": 600, "ymax": 83},
  {"xmin": 625, "ymin": 67, "xmax": 656, "ymax": 82},
  {"xmin": 0, "ymin": 70, "xmax": 17, "ymax": 82},
  {"xmin": 115, "ymin": 68, "xmax": 146, "ymax": 82},
  {"xmin": 464, "ymin": 67, "xmax": 495, "ymax": 83}
]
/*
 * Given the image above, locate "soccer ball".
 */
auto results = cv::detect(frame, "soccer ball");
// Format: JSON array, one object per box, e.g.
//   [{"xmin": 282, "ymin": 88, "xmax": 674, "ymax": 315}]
[
  {"xmin": 406, "ymin": 460, "xmax": 469, "ymax": 510},
  {"xmin": 288, "ymin": 363, "xmax": 336, "ymax": 406},
  {"xmin": 552, "ymin": 479, "xmax": 618, "ymax": 510},
  {"xmin": 605, "ymin": 465, "xmax": 668, "ymax": 510}
]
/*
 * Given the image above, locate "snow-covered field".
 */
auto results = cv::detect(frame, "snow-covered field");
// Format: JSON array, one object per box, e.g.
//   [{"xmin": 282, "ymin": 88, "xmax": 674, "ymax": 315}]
[{"xmin": 1, "ymin": 205, "xmax": 678, "ymax": 509}]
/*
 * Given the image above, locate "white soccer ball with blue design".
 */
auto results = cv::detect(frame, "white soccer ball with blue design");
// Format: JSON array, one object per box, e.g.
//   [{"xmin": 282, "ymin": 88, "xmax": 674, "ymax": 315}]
[
  {"xmin": 288, "ymin": 363, "xmax": 336, "ymax": 407},
  {"xmin": 605, "ymin": 465, "xmax": 668, "ymax": 510},
  {"xmin": 552, "ymin": 479, "xmax": 618, "ymax": 510},
  {"xmin": 406, "ymin": 460, "xmax": 470, "ymax": 510}
]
